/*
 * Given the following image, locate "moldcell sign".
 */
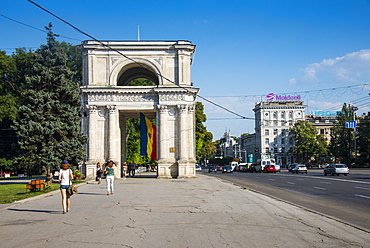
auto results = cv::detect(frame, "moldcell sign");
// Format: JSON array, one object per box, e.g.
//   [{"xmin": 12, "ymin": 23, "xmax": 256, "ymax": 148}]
[{"xmin": 266, "ymin": 93, "xmax": 301, "ymax": 101}]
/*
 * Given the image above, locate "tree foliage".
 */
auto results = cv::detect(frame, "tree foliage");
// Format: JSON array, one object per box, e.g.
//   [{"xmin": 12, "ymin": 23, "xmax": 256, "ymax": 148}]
[
  {"xmin": 12, "ymin": 25, "xmax": 87, "ymax": 175},
  {"xmin": 357, "ymin": 112, "xmax": 370, "ymax": 163},
  {"xmin": 290, "ymin": 120, "xmax": 328, "ymax": 164},
  {"xmin": 329, "ymin": 103, "xmax": 354, "ymax": 163},
  {"xmin": 195, "ymin": 102, "xmax": 215, "ymax": 161}
]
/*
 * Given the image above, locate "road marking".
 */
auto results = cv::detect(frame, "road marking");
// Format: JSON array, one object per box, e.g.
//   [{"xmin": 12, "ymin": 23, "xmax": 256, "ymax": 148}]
[
  {"xmin": 313, "ymin": 186, "xmax": 326, "ymax": 190},
  {"xmin": 297, "ymin": 178, "xmax": 304, "ymax": 181},
  {"xmin": 287, "ymin": 182, "xmax": 295, "ymax": 185},
  {"xmin": 268, "ymin": 179, "xmax": 275, "ymax": 181},
  {"xmin": 355, "ymin": 186, "xmax": 370, "ymax": 191},
  {"xmin": 320, "ymin": 181, "xmax": 331, "ymax": 184},
  {"xmin": 355, "ymin": 194, "xmax": 370, "ymax": 199}
]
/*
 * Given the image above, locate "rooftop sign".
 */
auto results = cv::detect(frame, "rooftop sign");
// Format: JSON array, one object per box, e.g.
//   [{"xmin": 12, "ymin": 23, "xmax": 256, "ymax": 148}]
[{"xmin": 266, "ymin": 93, "xmax": 301, "ymax": 101}]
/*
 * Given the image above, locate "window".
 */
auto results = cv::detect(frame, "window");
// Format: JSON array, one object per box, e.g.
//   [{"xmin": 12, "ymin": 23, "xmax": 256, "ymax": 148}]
[
  {"xmin": 265, "ymin": 138, "xmax": 270, "ymax": 145},
  {"xmin": 282, "ymin": 147, "xmax": 285, "ymax": 153},
  {"xmin": 281, "ymin": 111, "xmax": 285, "ymax": 118},
  {"xmin": 274, "ymin": 120, "xmax": 278, "ymax": 126},
  {"xmin": 320, "ymin": 129, "xmax": 324, "ymax": 135},
  {"xmin": 265, "ymin": 129, "xmax": 269, "ymax": 135},
  {"xmin": 265, "ymin": 147, "xmax": 269, "ymax": 153},
  {"xmin": 273, "ymin": 129, "xmax": 278, "ymax": 135},
  {"xmin": 274, "ymin": 147, "xmax": 278, "ymax": 153},
  {"xmin": 288, "ymin": 120, "xmax": 293, "ymax": 126},
  {"xmin": 282, "ymin": 138, "xmax": 286, "ymax": 145},
  {"xmin": 289, "ymin": 111, "xmax": 293, "ymax": 118},
  {"xmin": 273, "ymin": 111, "xmax": 277, "ymax": 118},
  {"xmin": 264, "ymin": 120, "xmax": 269, "ymax": 126}
]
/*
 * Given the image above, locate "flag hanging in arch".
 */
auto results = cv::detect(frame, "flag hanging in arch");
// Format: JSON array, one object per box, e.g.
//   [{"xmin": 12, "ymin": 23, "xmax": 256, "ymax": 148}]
[{"xmin": 140, "ymin": 113, "xmax": 157, "ymax": 160}]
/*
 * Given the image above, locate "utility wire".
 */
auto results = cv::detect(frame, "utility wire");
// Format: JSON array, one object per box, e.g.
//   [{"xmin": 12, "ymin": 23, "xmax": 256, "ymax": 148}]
[
  {"xmin": 27, "ymin": 0, "xmax": 251, "ymax": 120},
  {"xmin": 0, "ymin": 13, "xmax": 81, "ymax": 42}
]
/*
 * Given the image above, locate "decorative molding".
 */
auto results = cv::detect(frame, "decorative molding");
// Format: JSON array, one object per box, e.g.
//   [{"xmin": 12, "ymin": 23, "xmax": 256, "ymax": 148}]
[
  {"xmin": 159, "ymin": 93, "xmax": 185, "ymax": 101},
  {"xmin": 88, "ymin": 93, "xmax": 157, "ymax": 102}
]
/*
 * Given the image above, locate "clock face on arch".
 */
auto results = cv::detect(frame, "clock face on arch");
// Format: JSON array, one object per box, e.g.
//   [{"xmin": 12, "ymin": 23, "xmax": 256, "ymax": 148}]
[
  {"xmin": 296, "ymin": 111, "xmax": 302, "ymax": 117},
  {"xmin": 264, "ymin": 112, "xmax": 269, "ymax": 117}
]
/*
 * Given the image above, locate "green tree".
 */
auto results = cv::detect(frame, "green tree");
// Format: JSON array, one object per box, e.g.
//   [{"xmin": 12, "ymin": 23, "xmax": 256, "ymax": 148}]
[
  {"xmin": 356, "ymin": 112, "xmax": 370, "ymax": 163},
  {"xmin": 195, "ymin": 102, "xmax": 215, "ymax": 162},
  {"xmin": 290, "ymin": 120, "xmax": 328, "ymax": 164},
  {"xmin": 330, "ymin": 103, "xmax": 355, "ymax": 163},
  {"xmin": 12, "ymin": 24, "xmax": 87, "ymax": 177}
]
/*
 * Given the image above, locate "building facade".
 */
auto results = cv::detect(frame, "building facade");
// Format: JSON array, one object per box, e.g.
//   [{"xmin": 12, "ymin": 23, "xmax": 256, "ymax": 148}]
[{"xmin": 253, "ymin": 101, "xmax": 306, "ymax": 165}]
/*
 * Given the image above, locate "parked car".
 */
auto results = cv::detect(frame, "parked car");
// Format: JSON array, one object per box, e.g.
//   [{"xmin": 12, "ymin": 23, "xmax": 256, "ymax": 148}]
[
  {"xmin": 208, "ymin": 166, "xmax": 217, "ymax": 173},
  {"xmin": 275, "ymin": 164, "xmax": 281, "ymax": 172},
  {"xmin": 249, "ymin": 164, "xmax": 262, "ymax": 173},
  {"xmin": 324, "ymin": 164, "xmax": 349, "ymax": 176},
  {"xmin": 222, "ymin": 166, "xmax": 233, "ymax": 173},
  {"xmin": 196, "ymin": 164, "xmax": 202, "ymax": 171},
  {"xmin": 263, "ymin": 165, "xmax": 276, "ymax": 173},
  {"xmin": 216, "ymin": 165, "xmax": 223, "ymax": 171},
  {"xmin": 291, "ymin": 164, "xmax": 307, "ymax": 174},
  {"xmin": 238, "ymin": 163, "xmax": 248, "ymax": 172},
  {"xmin": 288, "ymin": 164, "xmax": 297, "ymax": 173}
]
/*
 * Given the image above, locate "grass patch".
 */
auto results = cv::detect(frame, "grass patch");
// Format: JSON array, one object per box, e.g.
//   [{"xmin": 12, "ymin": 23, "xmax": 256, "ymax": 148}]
[{"xmin": 0, "ymin": 181, "xmax": 86, "ymax": 204}]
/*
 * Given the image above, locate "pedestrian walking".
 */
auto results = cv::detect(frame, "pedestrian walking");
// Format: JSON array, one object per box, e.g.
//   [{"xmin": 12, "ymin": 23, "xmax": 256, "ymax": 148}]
[
  {"xmin": 104, "ymin": 161, "xmax": 115, "ymax": 195},
  {"xmin": 96, "ymin": 162, "xmax": 102, "ymax": 184},
  {"xmin": 58, "ymin": 160, "xmax": 74, "ymax": 214},
  {"xmin": 129, "ymin": 162, "xmax": 136, "ymax": 177},
  {"xmin": 122, "ymin": 161, "xmax": 127, "ymax": 179}
]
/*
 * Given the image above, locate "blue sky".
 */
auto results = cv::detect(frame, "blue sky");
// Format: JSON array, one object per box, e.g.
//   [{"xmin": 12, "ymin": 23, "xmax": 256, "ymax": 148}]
[{"xmin": 2, "ymin": 0, "xmax": 370, "ymax": 140}]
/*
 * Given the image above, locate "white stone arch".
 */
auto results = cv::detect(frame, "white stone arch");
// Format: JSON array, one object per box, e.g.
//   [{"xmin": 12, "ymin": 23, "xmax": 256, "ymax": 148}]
[
  {"xmin": 109, "ymin": 57, "xmax": 163, "ymax": 86},
  {"xmin": 80, "ymin": 40, "xmax": 198, "ymax": 179}
]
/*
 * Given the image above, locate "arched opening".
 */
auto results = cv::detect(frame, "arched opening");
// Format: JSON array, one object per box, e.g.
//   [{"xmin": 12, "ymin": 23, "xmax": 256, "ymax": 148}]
[{"xmin": 117, "ymin": 67, "xmax": 159, "ymax": 86}]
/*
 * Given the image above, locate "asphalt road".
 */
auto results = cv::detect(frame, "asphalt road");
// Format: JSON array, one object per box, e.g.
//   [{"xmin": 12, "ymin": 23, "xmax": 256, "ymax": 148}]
[{"xmin": 202, "ymin": 168, "xmax": 370, "ymax": 232}]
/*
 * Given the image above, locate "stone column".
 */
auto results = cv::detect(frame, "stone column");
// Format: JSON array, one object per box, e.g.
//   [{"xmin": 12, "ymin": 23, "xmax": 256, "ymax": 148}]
[
  {"xmin": 108, "ymin": 105, "xmax": 120, "ymax": 178},
  {"xmin": 157, "ymin": 105, "xmax": 172, "ymax": 178},
  {"xmin": 87, "ymin": 105, "xmax": 97, "ymax": 162},
  {"xmin": 85, "ymin": 105, "xmax": 98, "ymax": 179},
  {"xmin": 188, "ymin": 104, "xmax": 197, "ymax": 163},
  {"xmin": 177, "ymin": 104, "xmax": 188, "ymax": 178}
]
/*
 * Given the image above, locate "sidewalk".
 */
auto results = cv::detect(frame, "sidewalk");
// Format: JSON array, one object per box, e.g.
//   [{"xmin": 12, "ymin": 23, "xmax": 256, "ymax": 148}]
[{"xmin": 0, "ymin": 174, "xmax": 369, "ymax": 248}]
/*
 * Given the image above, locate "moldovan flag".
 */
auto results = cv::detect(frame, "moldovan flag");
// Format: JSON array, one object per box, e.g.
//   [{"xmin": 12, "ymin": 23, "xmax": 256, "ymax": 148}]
[{"xmin": 140, "ymin": 113, "xmax": 157, "ymax": 160}]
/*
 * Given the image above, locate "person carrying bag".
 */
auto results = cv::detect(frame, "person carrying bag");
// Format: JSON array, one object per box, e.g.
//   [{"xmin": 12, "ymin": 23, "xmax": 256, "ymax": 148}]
[{"xmin": 58, "ymin": 160, "xmax": 74, "ymax": 214}]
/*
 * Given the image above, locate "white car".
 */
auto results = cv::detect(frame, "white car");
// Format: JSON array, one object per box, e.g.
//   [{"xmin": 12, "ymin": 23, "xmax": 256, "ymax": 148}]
[
  {"xmin": 291, "ymin": 164, "xmax": 308, "ymax": 174},
  {"xmin": 195, "ymin": 164, "xmax": 202, "ymax": 171},
  {"xmin": 324, "ymin": 164, "xmax": 349, "ymax": 176}
]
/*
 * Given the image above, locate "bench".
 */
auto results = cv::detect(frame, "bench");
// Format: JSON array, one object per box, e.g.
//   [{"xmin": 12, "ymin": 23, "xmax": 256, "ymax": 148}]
[{"xmin": 26, "ymin": 179, "xmax": 47, "ymax": 192}]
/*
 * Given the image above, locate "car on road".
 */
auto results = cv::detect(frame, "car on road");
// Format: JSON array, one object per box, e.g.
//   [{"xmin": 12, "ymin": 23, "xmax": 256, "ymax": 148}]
[
  {"xmin": 196, "ymin": 164, "xmax": 202, "ymax": 171},
  {"xmin": 249, "ymin": 164, "xmax": 262, "ymax": 173},
  {"xmin": 275, "ymin": 164, "xmax": 281, "ymax": 172},
  {"xmin": 324, "ymin": 164, "xmax": 349, "ymax": 176},
  {"xmin": 291, "ymin": 164, "xmax": 308, "ymax": 174},
  {"xmin": 208, "ymin": 166, "xmax": 217, "ymax": 173},
  {"xmin": 263, "ymin": 165, "xmax": 277, "ymax": 173},
  {"xmin": 222, "ymin": 166, "xmax": 233, "ymax": 173},
  {"xmin": 288, "ymin": 164, "xmax": 297, "ymax": 173}
]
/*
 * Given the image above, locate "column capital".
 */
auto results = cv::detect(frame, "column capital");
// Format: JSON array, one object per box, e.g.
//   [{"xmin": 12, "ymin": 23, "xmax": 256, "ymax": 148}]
[
  {"xmin": 108, "ymin": 105, "xmax": 117, "ymax": 114},
  {"xmin": 157, "ymin": 104, "xmax": 168, "ymax": 113},
  {"xmin": 88, "ymin": 105, "xmax": 97, "ymax": 113}
]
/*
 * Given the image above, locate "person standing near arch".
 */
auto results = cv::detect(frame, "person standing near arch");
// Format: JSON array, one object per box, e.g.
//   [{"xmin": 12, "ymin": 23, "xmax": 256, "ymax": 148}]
[{"xmin": 104, "ymin": 161, "xmax": 115, "ymax": 195}]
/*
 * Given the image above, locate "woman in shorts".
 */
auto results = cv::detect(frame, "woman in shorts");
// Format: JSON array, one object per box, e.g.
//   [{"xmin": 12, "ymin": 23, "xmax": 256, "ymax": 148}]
[{"xmin": 59, "ymin": 160, "xmax": 73, "ymax": 214}]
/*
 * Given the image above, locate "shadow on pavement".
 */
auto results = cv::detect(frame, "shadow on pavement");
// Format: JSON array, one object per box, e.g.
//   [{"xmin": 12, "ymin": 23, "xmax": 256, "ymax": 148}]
[{"xmin": 7, "ymin": 208, "xmax": 60, "ymax": 214}]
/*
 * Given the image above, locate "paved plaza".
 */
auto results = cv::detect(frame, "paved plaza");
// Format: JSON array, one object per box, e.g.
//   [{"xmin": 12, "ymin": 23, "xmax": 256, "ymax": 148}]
[{"xmin": 0, "ymin": 174, "xmax": 369, "ymax": 248}]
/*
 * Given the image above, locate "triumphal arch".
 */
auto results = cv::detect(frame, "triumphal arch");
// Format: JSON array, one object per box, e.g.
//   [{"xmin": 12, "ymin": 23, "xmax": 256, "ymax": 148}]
[{"xmin": 80, "ymin": 40, "xmax": 198, "ymax": 179}]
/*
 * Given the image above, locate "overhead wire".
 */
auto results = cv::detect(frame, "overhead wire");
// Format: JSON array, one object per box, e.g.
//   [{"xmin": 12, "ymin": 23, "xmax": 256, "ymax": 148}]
[
  {"xmin": 26, "ymin": 0, "xmax": 251, "ymax": 120},
  {"xmin": 0, "ymin": 13, "xmax": 81, "ymax": 42}
]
